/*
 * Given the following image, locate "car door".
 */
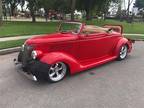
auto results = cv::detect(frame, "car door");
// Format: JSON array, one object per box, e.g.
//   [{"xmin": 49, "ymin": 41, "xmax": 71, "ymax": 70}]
[{"xmin": 77, "ymin": 33, "xmax": 116, "ymax": 62}]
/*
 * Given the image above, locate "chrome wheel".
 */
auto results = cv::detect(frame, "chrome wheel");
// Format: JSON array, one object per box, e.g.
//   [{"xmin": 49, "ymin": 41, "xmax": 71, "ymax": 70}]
[
  {"xmin": 48, "ymin": 62, "xmax": 67, "ymax": 82},
  {"xmin": 119, "ymin": 45, "xmax": 128, "ymax": 60}
]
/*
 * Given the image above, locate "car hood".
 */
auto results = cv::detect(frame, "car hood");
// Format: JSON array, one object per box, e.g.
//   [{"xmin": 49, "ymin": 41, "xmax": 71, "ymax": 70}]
[{"xmin": 26, "ymin": 33, "xmax": 77, "ymax": 45}]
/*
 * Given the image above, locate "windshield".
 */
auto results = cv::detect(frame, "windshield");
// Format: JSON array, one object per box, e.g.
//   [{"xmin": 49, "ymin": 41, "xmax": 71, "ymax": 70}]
[{"xmin": 59, "ymin": 22, "xmax": 82, "ymax": 34}]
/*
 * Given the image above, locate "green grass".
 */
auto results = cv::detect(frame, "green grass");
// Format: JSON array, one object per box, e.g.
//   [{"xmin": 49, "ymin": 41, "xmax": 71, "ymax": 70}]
[
  {"xmin": 0, "ymin": 20, "xmax": 144, "ymax": 50},
  {"xmin": 0, "ymin": 20, "xmax": 144, "ymax": 38},
  {"xmin": 0, "ymin": 21, "xmax": 58, "ymax": 38},
  {"xmin": 0, "ymin": 39, "xmax": 25, "ymax": 50},
  {"xmin": 124, "ymin": 35, "xmax": 144, "ymax": 40},
  {"xmin": 85, "ymin": 19, "xmax": 144, "ymax": 34}
]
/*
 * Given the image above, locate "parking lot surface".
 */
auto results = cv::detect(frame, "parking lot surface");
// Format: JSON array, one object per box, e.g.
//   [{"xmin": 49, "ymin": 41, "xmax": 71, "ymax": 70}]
[{"xmin": 0, "ymin": 42, "xmax": 144, "ymax": 108}]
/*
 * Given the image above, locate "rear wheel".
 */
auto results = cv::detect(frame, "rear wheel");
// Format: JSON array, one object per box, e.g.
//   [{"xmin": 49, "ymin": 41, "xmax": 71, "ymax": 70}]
[
  {"xmin": 48, "ymin": 62, "xmax": 67, "ymax": 83},
  {"xmin": 117, "ymin": 45, "xmax": 128, "ymax": 61}
]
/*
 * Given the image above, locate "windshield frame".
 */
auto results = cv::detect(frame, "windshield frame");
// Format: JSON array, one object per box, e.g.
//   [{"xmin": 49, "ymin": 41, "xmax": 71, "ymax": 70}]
[{"xmin": 58, "ymin": 22, "xmax": 83, "ymax": 35}]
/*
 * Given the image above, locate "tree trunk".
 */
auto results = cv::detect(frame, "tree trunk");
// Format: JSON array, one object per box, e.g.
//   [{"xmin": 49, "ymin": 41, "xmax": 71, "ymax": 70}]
[
  {"xmin": 29, "ymin": 6, "xmax": 36, "ymax": 22},
  {"xmin": 71, "ymin": 0, "xmax": 76, "ymax": 21},
  {"xmin": 21, "ymin": 6, "xmax": 24, "ymax": 12},
  {"xmin": 31, "ymin": 11, "xmax": 36, "ymax": 22},
  {"xmin": 127, "ymin": 0, "xmax": 130, "ymax": 16},
  {"xmin": 116, "ymin": 0, "xmax": 122, "ymax": 19},
  {"xmin": 127, "ymin": 0, "xmax": 134, "ymax": 16},
  {"xmin": 0, "ymin": 0, "xmax": 2, "ymax": 25},
  {"xmin": 10, "ymin": 3, "xmax": 16, "ymax": 16},
  {"xmin": 85, "ymin": 0, "xmax": 92, "ymax": 20},
  {"xmin": 28, "ymin": 1, "xmax": 36, "ymax": 22},
  {"xmin": 32, "ymin": 15, "xmax": 36, "ymax": 22},
  {"xmin": 44, "ymin": 8, "xmax": 48, "ymax": 22},
  {"xmin": 86, "ymin": 8, "xmax": 91, "ymax": 20}
]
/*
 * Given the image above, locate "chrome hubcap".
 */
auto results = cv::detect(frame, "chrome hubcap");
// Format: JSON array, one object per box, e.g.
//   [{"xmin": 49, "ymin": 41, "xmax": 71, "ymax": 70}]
[
  {"xmin": 120, "ymin": 46, "xmax": 127, "ymax": 59},
  {"xmin": 48, "ymin": 62, "xmax": 67, "ymax": 82}
]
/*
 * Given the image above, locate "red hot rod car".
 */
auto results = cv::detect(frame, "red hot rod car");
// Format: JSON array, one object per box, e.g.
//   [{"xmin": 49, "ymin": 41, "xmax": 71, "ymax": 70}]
[{"xmin": 15, "ymin": 21, "xmax": 133, "ymax": 83}]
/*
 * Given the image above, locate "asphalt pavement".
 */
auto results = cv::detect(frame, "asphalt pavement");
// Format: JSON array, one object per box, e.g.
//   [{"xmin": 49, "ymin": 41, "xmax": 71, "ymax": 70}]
[{"xmin": 0, "ymin": 42, "xmax": 144, "ymax": 108}]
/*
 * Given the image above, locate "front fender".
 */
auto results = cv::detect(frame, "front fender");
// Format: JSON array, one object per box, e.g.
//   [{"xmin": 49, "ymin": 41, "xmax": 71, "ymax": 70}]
[
  {"xmin": 40, "ymin": 52, "xmax": 81, "ymax": 74},
  {"xmin": 115, "ymin": 38, "xmax": 132, "ymax": 57}
]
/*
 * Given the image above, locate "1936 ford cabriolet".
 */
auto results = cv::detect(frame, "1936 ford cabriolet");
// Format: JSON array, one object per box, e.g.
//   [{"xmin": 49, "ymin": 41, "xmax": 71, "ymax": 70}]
[{"xmin": 15, "ymin": 21, "xmax": 133, "ymax": 83}]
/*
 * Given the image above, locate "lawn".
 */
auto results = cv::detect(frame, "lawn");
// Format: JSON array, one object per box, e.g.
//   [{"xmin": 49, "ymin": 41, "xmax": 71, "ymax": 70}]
[
  {"xmin": 0, "ymin": 39, "xmax": 26, "ymax": 50},
  {"xmin": 0, "ymin": 21, "xmax": 59, "ymax": 38},
  {"xmin": 0, "ymin": 20, "xmax": 144, "ymax": 38},
  {"xmin": 0, "ymin": 19, "xmax": 144, "ymax": 50},
  {"xmin": 85, "ymin": 19, "xmax": 144, "ymax": 34}
]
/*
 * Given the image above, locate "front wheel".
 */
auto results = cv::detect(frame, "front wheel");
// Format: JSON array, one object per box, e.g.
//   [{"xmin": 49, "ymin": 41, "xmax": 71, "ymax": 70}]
[
  {"xmin": 47, "ymin": 62, "xmax": 68, "ymax": 83},
  {"xmin": 117, "ymin": 45, "xmax": 128, "ymax": 61}
]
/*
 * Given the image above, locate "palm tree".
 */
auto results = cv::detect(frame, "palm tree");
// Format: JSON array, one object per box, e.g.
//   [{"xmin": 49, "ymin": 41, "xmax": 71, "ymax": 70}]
[{"xmin": 0, "ymin": 0, "xmax": 2, "ymax": 25}]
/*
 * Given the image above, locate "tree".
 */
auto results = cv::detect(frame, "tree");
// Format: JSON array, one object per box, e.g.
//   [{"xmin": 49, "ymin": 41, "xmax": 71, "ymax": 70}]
[
  {"xmin": 19, "ymin": 0, "xmax": 25, "ymax": 12},
  {"xmin": 76, "ymin": 0, "xmax": 115, "ymax": 20},
  {"xmin": 135, "ymin": 0, "xmax": 144, "ymax": 9},
  {"xmin": 4, "ymin": 0, "xmax": 21, "ymax": 16},
  {"xmin": 76, "ymin": 0, "xmax": 97, "ymax": 20},
  {"xmin": 38, "ymin": 0, "xmax": 53, "ymax": 21},
  {"xmin": 0, "ymin": 0, "xmax": 2, "ymax": 25},
  {"xmin": 135, "ymin": 0, "xmax": 144, "ymax": 21},
  {"xmin": 71, "ymin": 0, "xmax": 76, "ymax": 21},
  {"xmin": 26, "ymin": 0, "xmax": 39, "ymax": 22},
  {"xmin": 39, "ymin": 0, "xmax": 71, "ymax": 21},
  {"xmin": 127, "ymin": 0, "xmax": 134, "ymax": 16}
]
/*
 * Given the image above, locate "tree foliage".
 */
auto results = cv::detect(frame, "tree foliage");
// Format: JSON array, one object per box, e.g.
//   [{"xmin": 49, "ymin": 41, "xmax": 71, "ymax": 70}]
[
  {"xmin": 4, "ymin": 0, "xmax": 17, "ymax": 16},
  {"xmin": 38, "ymin": 0, "xmax": 71, "ymax": 13},
  {"xmin": 135, "ymin": 0, "xmax": 144, "ymax": 9},
  {"xmin": 0, "ymin": 0, "xmax": 2, "ymax": 25},
  {"xmin": 3, "ymin": 0, "xmax": 118, "ymax": 21},
  {"xmin": 76, "ymin": 0, "xmax": 116, "ymax": 20},
  {"xmin": 26, "ymin": 0, "xmax": 39, "ymax": 22}
]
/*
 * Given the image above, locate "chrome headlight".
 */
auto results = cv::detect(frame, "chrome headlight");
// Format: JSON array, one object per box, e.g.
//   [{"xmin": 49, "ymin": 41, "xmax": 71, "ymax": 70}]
[
  {"xmin": 21, "ymin": 44, "xmax": 25, "ymax": 52},
  {"xmin": 31, "ymin": 50, "xmax": 37, "ymax": 59}
]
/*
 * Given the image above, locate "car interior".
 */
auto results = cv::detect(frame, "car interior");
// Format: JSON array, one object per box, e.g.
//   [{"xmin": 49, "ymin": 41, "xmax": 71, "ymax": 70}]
[
  {"xmin": 82, "ymin": 25, "xmax": 121, "ymax": 35},
  {"xmin": 82, "ymin": 25, "xmax": 110, "ymax": 34}
]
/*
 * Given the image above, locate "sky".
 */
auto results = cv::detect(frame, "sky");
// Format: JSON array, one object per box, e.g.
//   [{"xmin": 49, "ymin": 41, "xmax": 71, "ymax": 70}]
[{"xmin": 122, "ymin": 0, "xmax": 136, "ymax": 11}]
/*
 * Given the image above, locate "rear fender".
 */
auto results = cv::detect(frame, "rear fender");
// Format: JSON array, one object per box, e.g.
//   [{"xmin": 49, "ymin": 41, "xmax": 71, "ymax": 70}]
[
  {"xmin": 40, "ymin": 52, "xmax": 81, "ymax": 74},
  {"xmin": 115, "ymin": 38, "xmax": 132, "ymax": 56}
]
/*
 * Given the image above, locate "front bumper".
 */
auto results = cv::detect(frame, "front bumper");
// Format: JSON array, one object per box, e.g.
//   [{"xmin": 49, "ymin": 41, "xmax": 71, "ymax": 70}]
[{"xmin": 14, "ymin": 59, "xmax": 51, "ymax": 81}]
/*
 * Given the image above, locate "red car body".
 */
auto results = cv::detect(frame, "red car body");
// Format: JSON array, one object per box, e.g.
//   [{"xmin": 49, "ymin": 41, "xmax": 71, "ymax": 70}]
[{"xmin": 16, "ymin": 22, "xmax": 132, "ymax": 82}]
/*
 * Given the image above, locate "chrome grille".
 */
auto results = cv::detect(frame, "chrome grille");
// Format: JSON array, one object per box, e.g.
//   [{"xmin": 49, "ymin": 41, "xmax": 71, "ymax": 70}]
[{"xmin": 21, "ymin": 45, "xmax": 33, "ymax": 67}]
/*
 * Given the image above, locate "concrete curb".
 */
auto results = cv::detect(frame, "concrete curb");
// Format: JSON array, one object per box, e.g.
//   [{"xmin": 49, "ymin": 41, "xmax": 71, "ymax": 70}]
[
  {"xmin": 0, "ymin": 47, "xmax": 20, "ymax": 55},
  {"xmin": 0, "ymin": 34, "xmax": 45, "ymax": 42},
  {"xmin": 124, "ymin": 34, "xmax": 144, "ymax": 36}
]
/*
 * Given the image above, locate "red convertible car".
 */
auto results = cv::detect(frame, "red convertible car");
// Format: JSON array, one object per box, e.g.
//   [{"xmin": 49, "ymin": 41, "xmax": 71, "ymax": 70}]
[{"xmin": 15, "ymin": 21, "xmax": 133, "ymax": 83}]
